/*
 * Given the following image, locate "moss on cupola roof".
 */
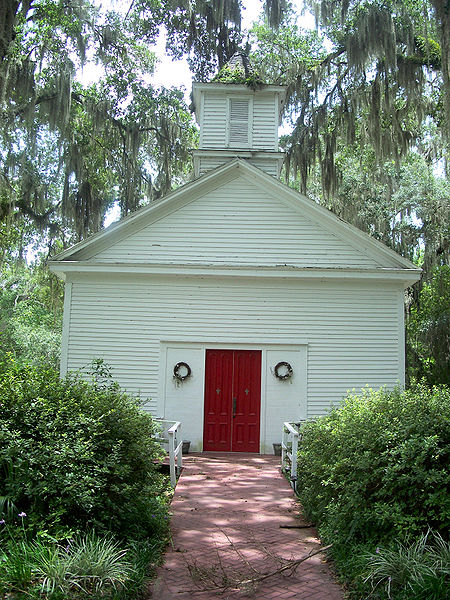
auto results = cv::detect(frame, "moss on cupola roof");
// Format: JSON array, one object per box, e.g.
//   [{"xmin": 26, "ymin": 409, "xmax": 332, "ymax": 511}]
[{"xmin": 212, "ymin": 51, "xmax": 265, "ymax": 89}]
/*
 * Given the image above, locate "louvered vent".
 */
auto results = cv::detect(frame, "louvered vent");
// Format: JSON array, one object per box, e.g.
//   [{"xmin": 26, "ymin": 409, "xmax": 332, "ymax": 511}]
[{"xmin": 228, "ymin": 99, "xmax": 250, "ymax": 147}]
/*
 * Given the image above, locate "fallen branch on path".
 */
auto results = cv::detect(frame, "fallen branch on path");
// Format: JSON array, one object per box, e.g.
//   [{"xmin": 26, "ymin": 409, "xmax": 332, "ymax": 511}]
[
  {"xmin": 182, "ymin": 543, "xmax": 333, "ymax": 593},
  {"xmin": 238, "ymin": 544, "xmax": 333, "ymax": 585}
]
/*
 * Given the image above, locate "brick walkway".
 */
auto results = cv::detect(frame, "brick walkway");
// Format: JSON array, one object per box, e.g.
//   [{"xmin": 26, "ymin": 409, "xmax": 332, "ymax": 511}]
[{"xmin": 148, "ymin": 453, "xmax": 345, "ymax": 600}]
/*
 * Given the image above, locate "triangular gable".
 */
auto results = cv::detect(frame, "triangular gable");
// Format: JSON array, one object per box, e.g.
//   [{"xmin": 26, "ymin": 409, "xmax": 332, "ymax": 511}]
[{"xmin": 52, "ymin": 159, "xmax": 419, "ymax": 272}]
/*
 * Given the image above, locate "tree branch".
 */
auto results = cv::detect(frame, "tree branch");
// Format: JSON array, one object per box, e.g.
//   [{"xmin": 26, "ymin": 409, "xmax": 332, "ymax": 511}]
[{"xmin": 184, "ymin": 544, "xmax": 333, "ymax": 593}]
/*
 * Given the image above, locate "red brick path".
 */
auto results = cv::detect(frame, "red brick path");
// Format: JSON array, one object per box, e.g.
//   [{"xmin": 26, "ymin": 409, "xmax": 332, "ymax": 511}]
[{"xmin": 148, "ymin": 453, "xmax": 345, "ymax": 600}]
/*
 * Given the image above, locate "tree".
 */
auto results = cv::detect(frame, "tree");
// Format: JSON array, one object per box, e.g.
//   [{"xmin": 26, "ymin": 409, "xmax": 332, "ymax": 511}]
[
  {"xmin": 407, "ymin": 265, "xmax": 450, "ymax": 385},
  {"xmin": 0, "ymin": 0, "xmax": 198, "ymax": 245},
  {"xmin": 251, "ymin": 1, "xmax": 447, "ymax": 195},
  {"xmin": 163, "ymin": 0, "xmax": 244, "ymax": 80},
  {"xmin": 0, "ymin": 262, "xmax": 63, "ymax": 366}
]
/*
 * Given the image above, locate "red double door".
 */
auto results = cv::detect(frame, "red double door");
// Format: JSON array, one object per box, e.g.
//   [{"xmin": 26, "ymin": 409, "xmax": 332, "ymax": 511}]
[{"xmin": 203, "ymin": 349, "xmax": 262, "ymax": 452}]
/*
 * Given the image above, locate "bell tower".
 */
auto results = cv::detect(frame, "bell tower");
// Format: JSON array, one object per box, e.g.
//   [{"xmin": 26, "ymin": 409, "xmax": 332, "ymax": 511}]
[{"xmin": 192, "ymin": 53, "xmax": 286, "ymax": 178}]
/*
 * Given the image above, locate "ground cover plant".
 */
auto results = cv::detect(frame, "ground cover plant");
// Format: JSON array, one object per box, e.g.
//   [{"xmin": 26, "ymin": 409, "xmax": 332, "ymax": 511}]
[
  {"xmin": 295, "ymin": 383, "xmax": 450, "ymax": 599},
  {"xmin": 0, "ymin": 356, "xmax": 171, "ymax": 598},
  {"xmin": 364, "ymin": 530, "xmax": 449, "ymax": 599}
]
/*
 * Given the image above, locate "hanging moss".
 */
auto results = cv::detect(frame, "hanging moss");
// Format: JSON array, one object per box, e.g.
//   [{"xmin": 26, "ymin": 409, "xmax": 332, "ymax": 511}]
[{"xmin": 278, "ymin": 0, "xmax": 447, "ymax": 201}]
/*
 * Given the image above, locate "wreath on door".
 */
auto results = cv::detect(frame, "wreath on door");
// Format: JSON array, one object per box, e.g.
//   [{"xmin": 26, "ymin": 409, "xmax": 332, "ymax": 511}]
[
  {"xmin": 173, "ymin": 362, "xmax": 192, "ymax": 381},
  {"xmin": 274, "ymin": 361, "xmax": 293, "ymax": 380}
]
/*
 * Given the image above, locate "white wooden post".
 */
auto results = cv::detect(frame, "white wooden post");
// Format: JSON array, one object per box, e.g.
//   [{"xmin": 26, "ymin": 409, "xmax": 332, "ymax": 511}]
[
  {"xmin": 176, "ymin": 423, "xmax": 183, "ymax": 473},
  {"xmin": 168, "ymin": 427, "xmax": 176, "ymax": 487},
  {"xmin": 167, "ymin": 421, "xmax": 182, "ymax": 487},
  {"xmin": 290, "ymin": 426, "xmax": 298, "ymax": 491},
  {"xmin": 282, "ymin": 421, "xmax": 303, "ymax": 492}
]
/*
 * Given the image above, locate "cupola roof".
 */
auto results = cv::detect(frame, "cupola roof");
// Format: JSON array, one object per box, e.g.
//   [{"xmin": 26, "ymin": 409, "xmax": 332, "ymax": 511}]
[{"xmin": 212, "ymin": 51, "xmax": 264, "ymax": 88}]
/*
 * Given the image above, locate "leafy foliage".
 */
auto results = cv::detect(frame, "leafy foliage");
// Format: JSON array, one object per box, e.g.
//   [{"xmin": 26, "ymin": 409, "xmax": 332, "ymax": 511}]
[
  {"xmin": 407, "ymin": 265, "xmax": 450, "ymax": 385},
  {"xmin": 213, "ymin": 62, "xmax": 264, "ymax": 89},
  {"xmin": 364, "ymin": 531, "xmax": 450, "ymax": 600},
  {"xmin": 250, "ymin": 21, "xmax": 326, "ymax": 87},
  {"xmin": 162, "ymin": 0, "xmax": 244, "ymax": 81},
  {"xmin": 251, "ymin": 1, "xmax": 448, "ymax": 198},
  {"xmin": 0, "ymin": 357, "xmax": 169, "ymax": 541},
  {"xmin": 0, "ymin": 531, "xmax": 133, "ymax": 598},
  {"xmin": 0, "ymin": 265, "xmax": 63, "ymax": 367},
  {"xmin": 0, "ymin": 0, "xmax": 198, "ymax": 244},
  {"xmin": 296, "ymin": 384, "xmax": 450, "ymax": 544},
  {"xmin": 296, "ymin": 384, "xmax": 450, "ymax": 596}
]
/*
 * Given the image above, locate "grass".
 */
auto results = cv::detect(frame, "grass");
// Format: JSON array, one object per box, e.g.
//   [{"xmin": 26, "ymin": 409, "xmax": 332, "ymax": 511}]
[
  {"xmin": 363, "ymin": 530, "xmax": 450, "ymax": 599},
  {"xmin": 0, "ymin": 532, "xmax": 134, "ymax": 599}
]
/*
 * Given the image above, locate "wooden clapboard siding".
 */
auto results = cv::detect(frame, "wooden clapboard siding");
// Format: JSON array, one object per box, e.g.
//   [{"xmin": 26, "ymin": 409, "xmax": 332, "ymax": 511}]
[
  {"xmin": 253, "ymin": 94, "xmax": 278, "ymax": 150},
  {"xmin": 91, "ymin": 176, "xmax": 381, "ymax": 268},
  {"xmin": 64, "ymin": 276, "xmax": 403, "ymax": 419},
  {"xmin": 197, "ymin": 155, "xmax": 280, "ymax": 177},
  {"xmin": 200, "ymin": 92, "xmax": 278, "ymax": 151}
]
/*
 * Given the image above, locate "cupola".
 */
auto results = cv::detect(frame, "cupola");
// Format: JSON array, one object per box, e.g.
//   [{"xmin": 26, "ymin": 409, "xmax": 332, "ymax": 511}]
[{"xmin": 192, "ymin": 52, "xmax": 286, "ymax": 178}]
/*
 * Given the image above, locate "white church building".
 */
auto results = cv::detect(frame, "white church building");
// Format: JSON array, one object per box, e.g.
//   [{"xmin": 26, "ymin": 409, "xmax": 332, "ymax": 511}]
[{"xmin": 50, "ymin": 56, "xmax": 421, "ymax": 453}]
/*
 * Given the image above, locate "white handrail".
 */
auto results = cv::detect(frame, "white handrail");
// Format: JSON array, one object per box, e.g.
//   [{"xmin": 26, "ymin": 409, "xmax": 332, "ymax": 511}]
[
  {"xmin": 167, "ymin": 421, "xmax": 183, "ymax": 487},
  {"xmin": 281, "ymin": 421, "xmax": 305, "ymax": 491},
  {"xmin": 154, "ymin": 419, "xmax": 183, "ymax": 487}
]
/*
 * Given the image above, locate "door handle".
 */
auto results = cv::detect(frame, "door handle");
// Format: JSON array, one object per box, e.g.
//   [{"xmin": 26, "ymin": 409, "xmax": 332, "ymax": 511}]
[{"xmin": 232, "ymin": 397, "xmax": 237, "ymax": 418}]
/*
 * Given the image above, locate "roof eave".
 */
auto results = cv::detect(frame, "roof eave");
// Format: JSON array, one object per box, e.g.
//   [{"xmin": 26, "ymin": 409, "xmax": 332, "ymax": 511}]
[
  {"xmin": 51, "ymin": 158, "xmax": 421, "ymax": 274},
  {"xmin": 49, "ymin": 261, "xmax": 422, "ymax": 287}
]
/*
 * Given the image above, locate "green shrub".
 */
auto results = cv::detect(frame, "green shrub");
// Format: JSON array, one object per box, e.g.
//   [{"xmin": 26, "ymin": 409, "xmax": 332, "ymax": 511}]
[
  {"xmin": 296, "ymin": 383, "xmax": 450, "ymax": 597},
  {"xmin": 0, "ymin": 530, "xmax": 133, "ymax": 599},
  {"xmin": 297, "ymin": 383, "xmax": 449, "ymax": 546},
  {"xmin": 0, "ymin": 356, "xmax": 169, "ymax": 541}
]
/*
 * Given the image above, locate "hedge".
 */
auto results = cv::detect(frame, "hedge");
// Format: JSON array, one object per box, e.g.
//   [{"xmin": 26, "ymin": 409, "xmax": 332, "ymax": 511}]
[
  {"xmin": 0, "ymin": 356, "xmax": 169, "ymax": 541},
  {"xmin": 296, "ymin": 383, "xmax": 449, "ymax": 546}
]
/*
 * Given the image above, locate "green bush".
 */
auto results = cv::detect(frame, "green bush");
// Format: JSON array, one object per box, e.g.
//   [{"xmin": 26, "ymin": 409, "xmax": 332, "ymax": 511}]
[
  {"xmin": 297, "ymin": 383, "xmax": 449, "ymax": 545},
  {"xmin": 0, "ymin": 356, "xmax": 169, "ymax": 541},
  {"xmin": 0, "ymin": 531, "xmax": 133, "ymax": 598},
  {"xmin": 296, "ymin": 383, "xmax": 450, "ymax": 597}
]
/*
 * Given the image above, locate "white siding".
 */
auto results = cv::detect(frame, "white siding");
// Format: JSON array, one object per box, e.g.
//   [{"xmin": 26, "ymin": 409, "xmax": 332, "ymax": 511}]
[
  {"xmin": 163, "ymin": 346, "xmax": 206, "ymax": 450},
  {"xmin": 65, "ymin": 275, "xmax": 403, "ymax": 449},
  {"xmin": 248, "ymin": 156, "xmax": 280, "ymax": 176},
  {"xmin": 201, "ymin": 95, "xmax": 227, "ymax": 148},
  {"xmin": 253, "ymin": 94, "xmax": 278, "ymax": 150},
  {"xmin": 92, "ymin": 177, "xmax": 381, "ymax": 268},
  {"xmin": 200, "ymin": 92, "xmax": 278, "ymax": 151},
  {"xmin": 197, "ymin": 155, "xmax": 280, "ymax": 177}
]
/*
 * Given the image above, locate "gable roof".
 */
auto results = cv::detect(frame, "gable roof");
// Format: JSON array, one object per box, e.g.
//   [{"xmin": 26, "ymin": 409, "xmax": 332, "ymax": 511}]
[{"xmin": 50, "ymin": 159, "xmax": 421, "ymax": 284}]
